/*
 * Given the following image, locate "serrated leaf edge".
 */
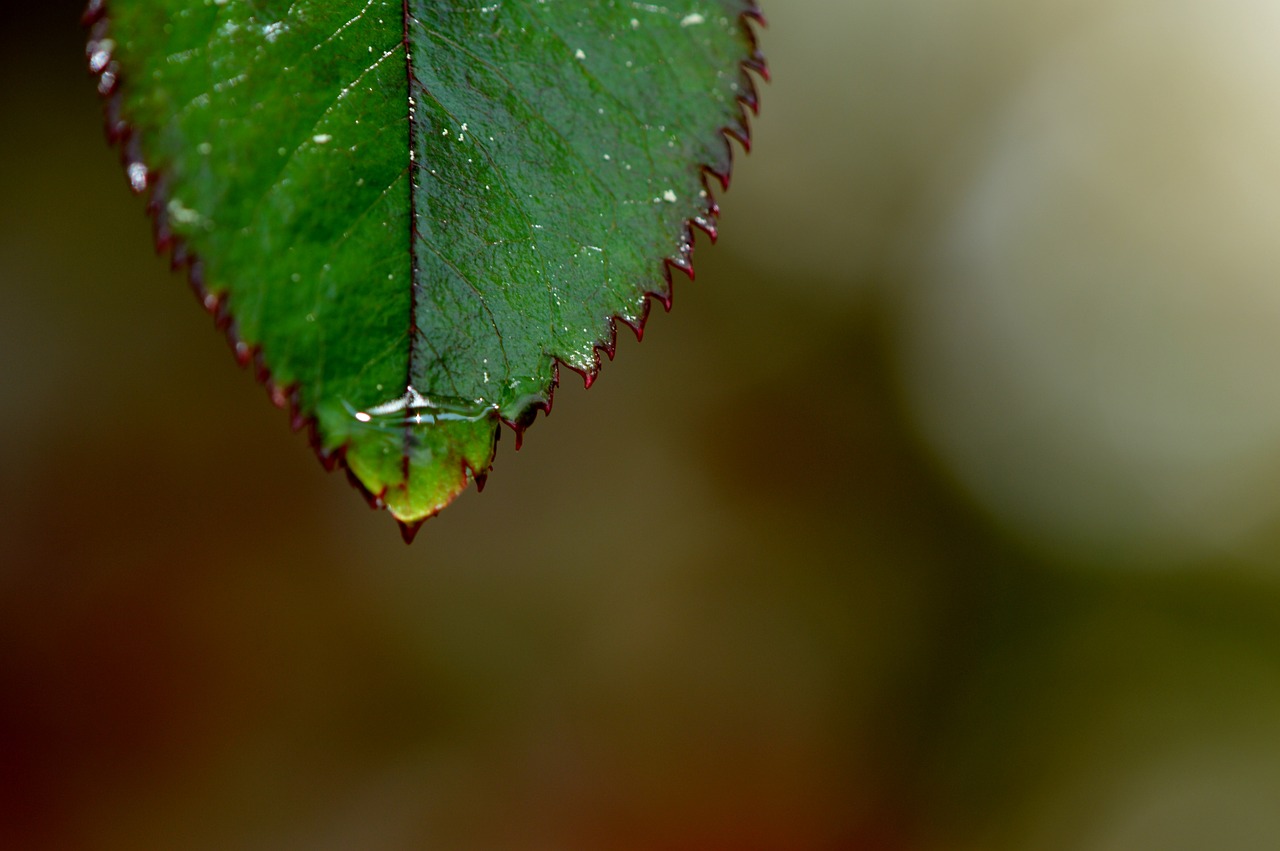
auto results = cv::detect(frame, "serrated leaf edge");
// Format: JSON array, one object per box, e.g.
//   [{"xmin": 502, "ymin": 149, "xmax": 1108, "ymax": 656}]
[{"xmin": 84, "ymin": 0, "xmax": 767, "ymax": 539}]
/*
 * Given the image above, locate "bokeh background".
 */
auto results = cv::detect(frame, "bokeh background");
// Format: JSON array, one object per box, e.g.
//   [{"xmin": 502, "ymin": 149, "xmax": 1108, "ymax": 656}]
[{"xmin": 6, "ymin": 0, "xmax": 1280, "ymax": 848}]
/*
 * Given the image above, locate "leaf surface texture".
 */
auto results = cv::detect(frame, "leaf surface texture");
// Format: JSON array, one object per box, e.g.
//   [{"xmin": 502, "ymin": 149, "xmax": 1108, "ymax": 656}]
[{"xmin": 88, "ymin": 0, "xmax": 762, "ymax": 527}]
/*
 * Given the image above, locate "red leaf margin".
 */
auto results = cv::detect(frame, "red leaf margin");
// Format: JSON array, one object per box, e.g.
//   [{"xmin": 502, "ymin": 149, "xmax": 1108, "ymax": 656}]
[{"xmin": 83, "ymin": 0, "xmax": 767, "ymax": 542}]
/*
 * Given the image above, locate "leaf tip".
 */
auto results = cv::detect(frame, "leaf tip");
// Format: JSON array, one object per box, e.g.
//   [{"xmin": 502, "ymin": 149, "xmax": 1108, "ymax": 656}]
[{"xmin": 398, "ymin": 519, "xmax": 426, "ymax": 545}]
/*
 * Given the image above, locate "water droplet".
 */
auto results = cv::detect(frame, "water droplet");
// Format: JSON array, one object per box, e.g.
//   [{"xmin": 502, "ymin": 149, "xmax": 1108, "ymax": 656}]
[
  {"xmin": 87, "ymin": 39, "xmax": 114, "ymax": 74},
  {"xmin": 167, "ymin": 198, "xmax": 207, "ymax": 227},
  {"xmin": 127, "ymin": 162, "xmax": 148, "ymax": 192}
]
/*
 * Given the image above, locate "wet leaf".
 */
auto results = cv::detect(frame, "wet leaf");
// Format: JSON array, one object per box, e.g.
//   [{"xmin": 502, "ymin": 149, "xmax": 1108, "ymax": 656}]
[{"xmin": 85, "ymin": 0, "xmax": 764, "ymax": 536}]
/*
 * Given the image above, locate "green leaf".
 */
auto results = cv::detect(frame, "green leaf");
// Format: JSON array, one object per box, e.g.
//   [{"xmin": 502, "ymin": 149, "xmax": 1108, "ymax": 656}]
[{"xmin": 85, "ymin": 0, "xmax": 764, "ymax": 535}]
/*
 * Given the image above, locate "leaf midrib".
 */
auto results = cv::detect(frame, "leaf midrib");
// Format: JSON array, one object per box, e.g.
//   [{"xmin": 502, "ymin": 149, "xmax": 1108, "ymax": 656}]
[{"xmin": 401, "ymin": 0, "xmax": 419, "ymax": 484}]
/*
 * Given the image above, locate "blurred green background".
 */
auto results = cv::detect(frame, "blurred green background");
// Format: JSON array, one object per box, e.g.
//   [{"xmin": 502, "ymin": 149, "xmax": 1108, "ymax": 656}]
[{"xmin": 6, "ymin": 1, "xmax": 1280, "ymax": 848}]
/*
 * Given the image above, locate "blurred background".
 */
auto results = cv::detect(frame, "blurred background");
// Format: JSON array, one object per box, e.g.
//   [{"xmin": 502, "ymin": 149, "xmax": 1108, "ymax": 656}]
[{"xmin": 6, "ymin": 0, "xmax": 1280, "ymax": 848}]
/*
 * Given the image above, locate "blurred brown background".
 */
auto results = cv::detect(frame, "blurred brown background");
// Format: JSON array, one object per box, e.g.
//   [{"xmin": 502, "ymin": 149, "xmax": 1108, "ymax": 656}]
[{"xmin": 6, "ymin": 1, "xmax": 1280, "ymax": 848}]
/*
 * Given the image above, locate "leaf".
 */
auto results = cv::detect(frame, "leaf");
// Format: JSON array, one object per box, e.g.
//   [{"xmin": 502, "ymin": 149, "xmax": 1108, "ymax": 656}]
[{"xmin": 85, "ymin": 0, "xmax": 764, "ymax": 537}]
